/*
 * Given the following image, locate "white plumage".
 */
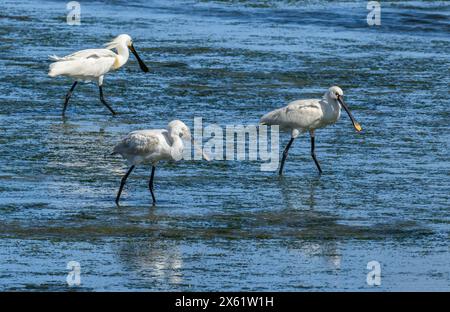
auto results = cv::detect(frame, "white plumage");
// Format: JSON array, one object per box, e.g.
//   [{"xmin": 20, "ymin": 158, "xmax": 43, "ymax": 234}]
[
  {"xmin": 48, "ymin": 34, "xmax": 149, "ymax": 116},
  {"xmin": 49, "ymin": 49, "xmax": 118, "ymax": 83},
  {"xmin": 261, "ymin": 86, "xmax": 362, "ymax": 175},
  {"xmin": 113, "ymin": 121, "xmax": 190, "ymax": 167},
  {"xmin": 112, "ymin": 120, "xmax": 208, "ymax": 205}
]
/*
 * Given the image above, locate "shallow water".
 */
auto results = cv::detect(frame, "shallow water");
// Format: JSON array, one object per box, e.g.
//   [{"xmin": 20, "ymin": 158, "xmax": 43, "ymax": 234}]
[{"xmin": 0, "ymin": 0, "xmax": 449, "ymax": 291}]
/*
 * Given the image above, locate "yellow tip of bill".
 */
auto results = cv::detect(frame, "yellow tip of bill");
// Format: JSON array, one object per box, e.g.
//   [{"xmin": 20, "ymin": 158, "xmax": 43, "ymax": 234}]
[{"xmin": 355, "ymin": 123, "xmax": 362, "ymax": 132}]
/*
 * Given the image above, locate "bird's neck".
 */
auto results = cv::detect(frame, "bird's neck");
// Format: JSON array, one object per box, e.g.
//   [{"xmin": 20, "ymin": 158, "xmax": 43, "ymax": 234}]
[
  {"xmin": 325, "ymin": 93, "xmax": 339, "ymax": 107},
  {"xmin": 114, "ymin": 43, "xmax": 130, "ymax": 68},
  {"xmin": 169, "ymin": 135, "xmax": 184, "ymax": 161}
]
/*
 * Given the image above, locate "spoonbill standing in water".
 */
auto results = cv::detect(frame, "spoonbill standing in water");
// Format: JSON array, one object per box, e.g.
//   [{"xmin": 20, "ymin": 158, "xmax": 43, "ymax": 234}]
[
  {"xmin": 48, "ymin": 34, "xmax": 149, "ymax": 117},
  {"xmin": 112, "ymin": 120, "xmax": 209, "ymax": 205},
  {"xmin": 260, "ymin": 86, "xmax": 362, "ymax": 175}
]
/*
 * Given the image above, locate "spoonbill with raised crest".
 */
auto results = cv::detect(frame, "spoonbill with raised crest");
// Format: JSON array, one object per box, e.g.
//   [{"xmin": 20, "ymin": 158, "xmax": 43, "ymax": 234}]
[{"xmin": 48, "ymin": 34, "xmax": 149, "ymax": 117}]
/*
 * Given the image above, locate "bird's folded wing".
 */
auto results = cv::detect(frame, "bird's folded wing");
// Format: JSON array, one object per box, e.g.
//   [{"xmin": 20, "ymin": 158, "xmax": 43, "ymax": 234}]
[
  {"xmin": 50, "ymin": 49, "xmax": 117, "ymax": 61},
  {"xmin": 114, "ymin": 132, "xmax": 161, "ymax": 156},
  {"xmin": 49, "ymin": 56, "xmax": 116, "ymax": 78},
  {"xmin": 261, "ymin": 101, "xmax": 321, "ymax": 128},
  {"xmin": 284, "ymin": 101, "xmax": 322, "ymax": 126},
  {"xmin": 287, "ymin": 101, "xmax": 321, "ymax": 121}
]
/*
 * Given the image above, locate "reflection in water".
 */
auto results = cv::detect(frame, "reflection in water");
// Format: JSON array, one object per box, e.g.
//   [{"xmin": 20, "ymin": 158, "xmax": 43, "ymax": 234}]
[
  {"xmin": 117, "ymin": 236, "xmax": 184, "ymax": 287},
  {"xmin": 114, "ymin": 206, "xmax": 184, "ymax": 288},
  {"xmin": 277, "ymin": 177, "xmax": 342, "ymax": 269}
]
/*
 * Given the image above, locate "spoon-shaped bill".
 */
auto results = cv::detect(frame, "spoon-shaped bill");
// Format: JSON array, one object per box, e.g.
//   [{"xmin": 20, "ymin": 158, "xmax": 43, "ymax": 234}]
[
  {"xmin": 129, "ymin": 44, "xmax": 149, "ymax": 72},
  {"xmin": 338, "ymin": 96, "xmax": 362, "ymax": 132}
]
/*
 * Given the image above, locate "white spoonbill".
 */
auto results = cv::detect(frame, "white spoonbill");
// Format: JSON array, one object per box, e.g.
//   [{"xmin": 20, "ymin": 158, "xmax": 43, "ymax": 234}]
[
  {"xmin": 260, "ymin": 86, "xmax": 362, "ymax": 175},
  {"xmin": 48, "ymin": 34, "xmax": 149, "ymax": 117},
  {"xmin": 112, "ymin": 120, "xmax": 209, "ymax": 205}
]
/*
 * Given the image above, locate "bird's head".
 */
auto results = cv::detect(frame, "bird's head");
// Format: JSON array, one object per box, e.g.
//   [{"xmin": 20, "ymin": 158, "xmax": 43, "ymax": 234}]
[
  {"xmin": 168, "ymin": 120, "xmax": 191, "ymax": 140},
  {"xmin": 327, "ymin": 86, "xmax": 362, "ymax": 133},
  {"xmin": 167, "ymin": 120, "xmax": 211, "ymax": 161},
  {"xmin": 105, "ymin": 34, "xmax": 132, "ymax": 49},
  {"xmin": 119, "ymin": 34, "xmax": 133, "ymax": 47},
  {"xmin": 328, "ymin": 86, "xmax": 344, "ymax": 100},
  {"xmin": 105, "ymin": 34, "xmax": 149, "ymax": 72}
]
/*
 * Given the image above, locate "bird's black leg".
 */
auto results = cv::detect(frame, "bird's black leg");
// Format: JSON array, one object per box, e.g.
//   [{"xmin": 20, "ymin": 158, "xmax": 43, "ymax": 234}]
[
  {"xmin": 62, "ymin": 81, "xmax": 78, "ymax": 117},
  {"xmin": 98, "ymin": 85, "xmax": 117, "ymax": 115},
  {"xmin": 116, "ymin": 165, "xmax": 135, "ymax": 205},
  {"xmin": 148, "ymin": 166, "xmax": 156, "ymax": 204},
  {"xmin": 279, "ymin": 137, "xmax": 295, "ymax": 175},
  {"xmin": 310, "ymin": 130, "xmax": 322, "ymax": 174}
]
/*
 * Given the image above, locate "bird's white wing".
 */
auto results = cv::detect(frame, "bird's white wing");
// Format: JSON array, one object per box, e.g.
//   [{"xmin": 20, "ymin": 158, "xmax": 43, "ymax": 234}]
[
  {"xmin": 284, "ymin": 100, "xmax": 323, "ymax": 128},
  {"xmin": 261, "ymin": 99, "xmax": 323, "ymax": 130},
  {"xmin": 113, "ymin": 130, "xmax": 163, "ymax": 157},
  {"xmin": 48, "ymin": 50, "xmax": 117, "ymax": 78},
  {"xmin": 49, "ymin": 49, "xmax": 117, "ymax": 61}
]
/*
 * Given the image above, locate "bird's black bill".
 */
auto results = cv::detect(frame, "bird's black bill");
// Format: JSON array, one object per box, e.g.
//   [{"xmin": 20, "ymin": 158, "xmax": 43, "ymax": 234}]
[
  {"xmin": 129, "ymin": 44, "xmax": 149, "ymax": 72},
  {"xmin": 338, "ymin": 96, "xmax": 362, "ymax": 132}
]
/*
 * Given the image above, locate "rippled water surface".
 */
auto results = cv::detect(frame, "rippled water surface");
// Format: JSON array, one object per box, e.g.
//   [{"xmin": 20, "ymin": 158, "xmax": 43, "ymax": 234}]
[{"xmin": 0, "ymin": 0, "xmax": 449, "ymax": 291}]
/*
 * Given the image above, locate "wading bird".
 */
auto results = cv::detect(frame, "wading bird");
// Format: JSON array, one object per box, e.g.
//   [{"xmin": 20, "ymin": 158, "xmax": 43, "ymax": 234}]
[
  {"xmin": 48, "ymin": 34, "xmax": 149, "ymax": 117},
  {"xmin": 260, "ymin": 86, "xmax": 362, "ymax": 175},
  {"xmin": 112, "ymin": 120, "xmax": 209, "ymax": 205}
]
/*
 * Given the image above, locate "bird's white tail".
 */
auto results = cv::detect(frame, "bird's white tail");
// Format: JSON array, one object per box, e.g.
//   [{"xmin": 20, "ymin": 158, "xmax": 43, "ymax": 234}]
[
  {"xmin": 48, "ymin": 61, "xmax": 64, "ymax": 77},
  {"xmin": 48, "ymin": 55, "xmax": 72, "ymax": 77},
  {"xmin": 260, "ymin": 108, "xmax": 282, "ymax": 126}
]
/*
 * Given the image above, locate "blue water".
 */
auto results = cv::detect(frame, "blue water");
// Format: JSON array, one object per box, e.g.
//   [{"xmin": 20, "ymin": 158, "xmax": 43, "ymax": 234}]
[{"xmin": 0, "ymin": 0, "xmax": 449, "ymax": 291}]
